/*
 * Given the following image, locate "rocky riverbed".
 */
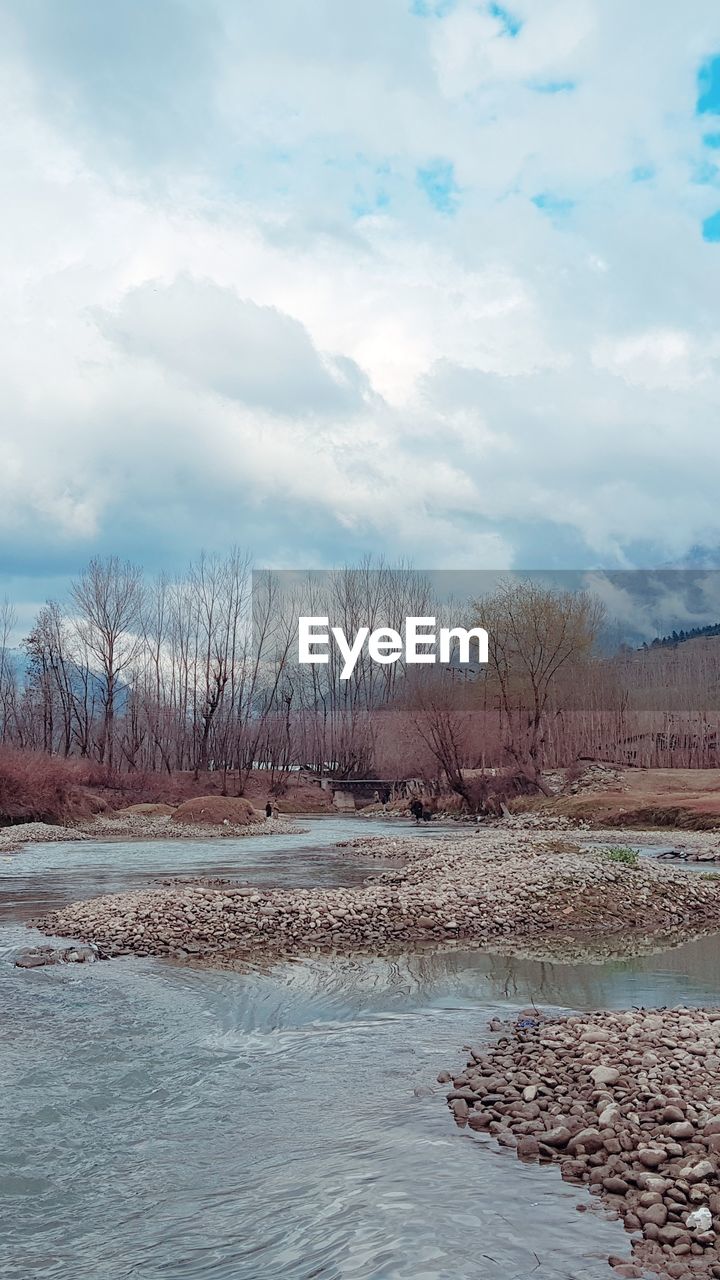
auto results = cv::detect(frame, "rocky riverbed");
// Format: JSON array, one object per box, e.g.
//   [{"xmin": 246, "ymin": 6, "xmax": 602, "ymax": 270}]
[
  {"xmin": 34, "ymin": 831, "xmax": 720, "ymax": 961},
  {"xmin": 0, "ymin": 813, "xmax": 306, "ymax": 852},
  {"xmin": 83, "ymin": 812, "xmax": 307, "ymax": 841},
  {"xmin": 444, "ymin": 1006, "xmax": 720, "ymax": 1277},
  {"xmin": 0, "ymin": 821, "xmax": 89, "ymax": 853}
]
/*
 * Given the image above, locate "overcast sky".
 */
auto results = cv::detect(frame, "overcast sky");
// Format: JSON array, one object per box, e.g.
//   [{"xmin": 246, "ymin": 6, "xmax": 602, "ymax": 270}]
[{"xmin": 2, "ymin": 0, "xmax": 720, "ymax": 626}]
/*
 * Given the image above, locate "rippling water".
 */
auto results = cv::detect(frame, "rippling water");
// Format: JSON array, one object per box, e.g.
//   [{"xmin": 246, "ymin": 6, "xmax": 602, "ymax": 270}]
[{"xmin": 2, "ymin": 818, "xmax": 720, "ymax": 1279}]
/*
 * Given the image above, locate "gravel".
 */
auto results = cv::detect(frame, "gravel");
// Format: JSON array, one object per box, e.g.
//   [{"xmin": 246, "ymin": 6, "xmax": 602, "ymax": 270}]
[
  {"xmin": 444, "ymin": 1005, "xmax": 720, "ymax": 1277},
  {"xmin": 35, "ymin": 830, "xmax": 720, "ymax": 962}
]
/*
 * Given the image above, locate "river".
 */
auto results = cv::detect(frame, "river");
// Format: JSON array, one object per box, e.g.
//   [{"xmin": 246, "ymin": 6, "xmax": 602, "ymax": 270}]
[{"xmin": 2, "ymin": 817, "xmax": 719, "ymax": 1280}]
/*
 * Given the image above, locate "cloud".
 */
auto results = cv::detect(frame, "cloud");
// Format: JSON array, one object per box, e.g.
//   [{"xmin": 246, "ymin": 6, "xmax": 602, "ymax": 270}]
[
  {"xmin": 2, "ymin": 0, "xmax": 720, "ymax": 615},
  {"xmin": 96, "ymin": 277, "xmax": 368, "ymax": 416}
]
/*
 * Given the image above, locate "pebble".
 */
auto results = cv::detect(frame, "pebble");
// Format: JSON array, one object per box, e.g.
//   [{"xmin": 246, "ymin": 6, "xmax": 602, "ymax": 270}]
[
  {"xmin": 34, "ymin": 829, "xmax": 720, "ymax": 964},
  {"xmin": 444, "ymin": 1005, "xmax": 720, "ymax": 1278}
]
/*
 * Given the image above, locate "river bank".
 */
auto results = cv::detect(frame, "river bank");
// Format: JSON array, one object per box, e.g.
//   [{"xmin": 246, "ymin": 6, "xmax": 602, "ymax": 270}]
[
  {"xmin": 446, "ymin": 1006, "xmax": 720, "ymax": 1277},
  {"xmin": 0, "ymin": 812, "xmax": 307, "ymax": 853},
  {"xmin": 34, "ymin": 828, "xmax": 720, "ymax": 961}
]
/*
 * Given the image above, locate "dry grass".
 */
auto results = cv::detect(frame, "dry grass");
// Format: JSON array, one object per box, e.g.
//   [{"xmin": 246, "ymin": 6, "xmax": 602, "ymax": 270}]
[
  {"xmin": 512, "ymin": 767, "xmax": 720, "ymax": 829},
  {"xmin": 113, "ymin": 803, "xmax": 176, "ymax": 818},
  {"xmin": 171, "ymin": 796, "xmax": 263, "ymax": 826},
  {"xmin": 0, "ymin": 749, "xmax": 97, "ymax": 825}
]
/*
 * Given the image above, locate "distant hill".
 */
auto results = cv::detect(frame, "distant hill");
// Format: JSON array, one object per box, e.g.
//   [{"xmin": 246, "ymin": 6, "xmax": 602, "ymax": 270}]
[{"xmin": 642, "ymin": 623, "xmax": 720, "ymax": 650}]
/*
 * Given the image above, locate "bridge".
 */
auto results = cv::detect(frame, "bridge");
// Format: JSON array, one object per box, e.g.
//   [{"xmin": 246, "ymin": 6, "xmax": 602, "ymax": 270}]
[{"xmin": 315, "ymin": 776, "xmax": 420, "ymax": 810}]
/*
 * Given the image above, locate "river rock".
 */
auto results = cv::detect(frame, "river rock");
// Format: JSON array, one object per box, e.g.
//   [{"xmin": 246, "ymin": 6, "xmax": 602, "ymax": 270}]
[
  {"xmin": 542, "ymin": 1126, "xmax": 572, "ymax": 1148},
  {"xmin": 15, "ymin": 943, "xmax": 103, "ymax": 968},
  {"xmin": 34, "ymin": 828, "xmax": 720, "ymax": 966},
  {"xmin": 637, "ymin": 1148, "xmax": 667, "ymax": 1168},
  {"xmin": 668, "ymin": 1121, "xmax": 695, "ymax": 1141},
  {"xmin": 591, "ymin": 1066, "xmax": 620, "ymax": 1086},
  {"xmin": 688, "ymin": 1207, "xmax": 713, "ymax": 1232},
  {"xmin": 681, "ymin": 1160, "xmax": 715, "ymax": 1183},
  {"xmin": 442, "ymin": 1003, "xmax": 720, "ymax": 1279}
]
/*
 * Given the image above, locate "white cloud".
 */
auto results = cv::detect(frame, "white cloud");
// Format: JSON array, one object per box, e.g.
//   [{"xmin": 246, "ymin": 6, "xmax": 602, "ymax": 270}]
[
  {"xmin": 591, "ymin": 329, "xmax": 718, "ymax": 389},
  {"xmin": 1, "ymin": 0, "xmax": 720, "ymax": 598}
]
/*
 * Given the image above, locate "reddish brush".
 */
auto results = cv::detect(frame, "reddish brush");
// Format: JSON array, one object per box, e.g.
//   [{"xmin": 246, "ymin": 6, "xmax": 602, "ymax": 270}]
[{"xmin": 0, "ymin": 749, "xmax": 92, "ymax": 825}]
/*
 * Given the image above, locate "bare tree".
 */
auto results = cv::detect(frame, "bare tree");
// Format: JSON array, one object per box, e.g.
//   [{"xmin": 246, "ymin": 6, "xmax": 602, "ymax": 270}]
[
  {"xmin": 0, "ymin": 598, "xmax": 18, "ymax": 745},
  {"xmin": 477, "ymin": 579, "xmax": 605, "ymax": 782},
  {"xmin": 70, "ymin": 557, "xmax": 145, "ymax": 769}
]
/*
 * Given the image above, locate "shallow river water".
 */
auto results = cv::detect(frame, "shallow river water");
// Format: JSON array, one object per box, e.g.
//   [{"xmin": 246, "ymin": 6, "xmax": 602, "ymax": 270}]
[{"xmin": 2, "ymin": 817, "xmax": 720, "ymax": 1280}]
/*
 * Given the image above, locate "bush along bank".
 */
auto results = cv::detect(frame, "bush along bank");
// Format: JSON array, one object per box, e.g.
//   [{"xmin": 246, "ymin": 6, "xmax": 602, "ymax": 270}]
[
  {"xmin": 34, "ymin": 833, "xmax": 720, "ymax": 961},
  {"xmin": 443, "ymin": 1007, "xmax": 720, "ymax": 1278}
]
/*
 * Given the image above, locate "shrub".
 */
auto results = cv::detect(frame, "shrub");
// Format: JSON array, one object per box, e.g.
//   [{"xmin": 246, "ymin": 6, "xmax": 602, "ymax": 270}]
[
  {"xmin": 601, "ymin": 845, "xmax": 639, "ymax": 866},
  {"xmin": 0, "ymin": 749, "xmax": 89, "ymax": 825}
]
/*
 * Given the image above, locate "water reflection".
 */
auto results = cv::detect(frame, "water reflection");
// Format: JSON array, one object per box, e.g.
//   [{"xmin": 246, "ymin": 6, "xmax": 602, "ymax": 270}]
[{"xmin": 0, "ymin": 815, "xmax": 445, "ymax": 919}]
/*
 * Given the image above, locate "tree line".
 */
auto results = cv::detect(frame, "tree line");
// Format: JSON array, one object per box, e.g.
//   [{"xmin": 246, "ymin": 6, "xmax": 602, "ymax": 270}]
[{"xmin": 1, "ymin": 556, "xmax": 719, "ymax": 798}]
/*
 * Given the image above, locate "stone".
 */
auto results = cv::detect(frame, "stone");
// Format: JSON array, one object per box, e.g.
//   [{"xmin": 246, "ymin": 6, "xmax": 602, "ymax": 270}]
[
  {"xmin": 603, "ymin": 1176, "xmax": 630, "ymax": 1194},
  {"xmin": 590, "ymin": 1066, "xmax": 620, "ymax": 1086},
  {"xmin": 637, "ymin": 1173, "xmax": 669, "ymax": 1193},
  {"xmin": 687, "ymin": 1206, "xmax": 713, "ymax": 1232},
  {"xmin": 659, "ymin": 1225, "xmax": 690, "ymax": 1245},
  {"xmin": 681, "ymin": 1160, "xmax": 715, "ymax": 1184},
  {"xmin": 668, "ymin": 1121, "xmax": 695, "ymax": 1141},
  {"xmin": 639, "ymin": 1203, "xmax": 668, "ymax": 1228},
  {"xmin": 637, "ymin": 1148, "xmax": 667, "ymax": 1169},
  {"xmin": 582, "ymin": 1029, "xmax": 612, "ymax": 1044},
  {"xmin": 542, "ymin": 1125, "xmax": 572, "ymax": 1148},
  {"xmin": 569, "ymin": 1127, "xmax": 605, "ymax": 1154},
  {"xmin": 598, "ymin": 1104, "xmax": 622, "ymax": 1128},
  {"xmin": 516, "ymin": 1135, "xmax": 540, "ymax": 1159}
]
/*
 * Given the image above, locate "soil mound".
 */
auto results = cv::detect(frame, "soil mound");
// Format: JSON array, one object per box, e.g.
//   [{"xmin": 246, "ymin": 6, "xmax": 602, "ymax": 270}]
[
  {"xmin": 114, "ymin": 803, "xmax": 176, "ymax": 818},
  {"xmin": 171, "ymin": 796, "xmax": 262, "ymax": 826}
]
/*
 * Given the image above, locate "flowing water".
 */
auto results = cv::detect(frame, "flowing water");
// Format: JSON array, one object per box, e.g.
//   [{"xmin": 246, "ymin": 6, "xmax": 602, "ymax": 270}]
[{"xmin": 2, "ymin": 818, "xmax": 720, "ymax": 1280}]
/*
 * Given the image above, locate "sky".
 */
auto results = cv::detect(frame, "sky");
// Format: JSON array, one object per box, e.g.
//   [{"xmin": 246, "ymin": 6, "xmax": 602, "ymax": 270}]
[{"xmin": 2, "ymin": 0, "xmax": 720, "ymax": 629}]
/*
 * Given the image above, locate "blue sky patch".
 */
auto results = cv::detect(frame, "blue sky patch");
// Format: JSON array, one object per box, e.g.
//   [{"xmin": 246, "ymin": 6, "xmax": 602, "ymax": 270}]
[
  {"xmin": 532, "ymin": 192, "xmax": 575, "ymax": 217},
  {"xmin": 489, "ymin": 4, "xmax": 523, "ymax": 37},
  {"xmin": 410, "ymin": 0, "xmax": 456, "ymax": 17},
  {"xmin": 631, "ymin": 165, "xmax": 655, "ymax": 182},
  {"xmin": 692, "ymin": 158, "xmax": 719, "ymax": 185},
  {"xmin": 352, "ymin": 188, "xmax": 391, "ymax": 218},
  {"xmin": 533, "ymin": 81, "xmax": 576, "ymax": 94},
  {"xmin": 702, "ymin": 210, "xmax": 720, "ymax": 241},
  {"xmin": 698, "ymin": 56, "xmax": 720, "ymax": 114},
  {"xmin": 417, "ymin": 159, "xmax": 460, "ymax": 214},
  {"xmin": 703, "ymin": 132, "xmax": 720, "ymax": 149}
]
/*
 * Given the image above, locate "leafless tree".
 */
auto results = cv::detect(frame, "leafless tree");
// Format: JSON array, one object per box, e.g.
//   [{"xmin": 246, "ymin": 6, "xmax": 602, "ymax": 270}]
[
  {"xmin": 70, "ymin": 557, "xmax": 145, "ymax": 769},
  {"xmin": 477, "ymin": 579, "xmax": 605, "ymax": 783}
]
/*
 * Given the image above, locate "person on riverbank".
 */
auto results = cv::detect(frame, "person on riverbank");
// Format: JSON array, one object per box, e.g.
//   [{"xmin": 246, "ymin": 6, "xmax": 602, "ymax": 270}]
[
  {"xmin": 409, "ymin": 798, "xmax": 424, "ymax": 824},
  {"xmin": 265, "ymin": 801, "xmax": 272, "ymax": 819}
]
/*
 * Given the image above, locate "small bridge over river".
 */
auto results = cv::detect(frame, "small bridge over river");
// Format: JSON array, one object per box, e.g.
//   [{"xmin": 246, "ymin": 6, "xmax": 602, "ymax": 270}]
[{"xmin": 313, "ymin": 776, "xmax": 419, "ymax": 810}]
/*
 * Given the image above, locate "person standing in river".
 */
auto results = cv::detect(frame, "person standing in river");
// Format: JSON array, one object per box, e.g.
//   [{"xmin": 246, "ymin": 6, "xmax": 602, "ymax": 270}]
[{"xmin": 409, "ymin": 798, "xmax": 424, "ymax": 824}]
